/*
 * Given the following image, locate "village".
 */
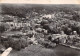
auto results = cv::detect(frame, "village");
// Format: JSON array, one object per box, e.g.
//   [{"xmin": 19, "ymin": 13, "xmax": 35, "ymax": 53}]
[
  {"xmin": 0, "ymin": 4, "xmax": 80, "ymax": 56},
  {"xmin": 0, "ymin": 11, "xmax": 80, "ymax": 51}
]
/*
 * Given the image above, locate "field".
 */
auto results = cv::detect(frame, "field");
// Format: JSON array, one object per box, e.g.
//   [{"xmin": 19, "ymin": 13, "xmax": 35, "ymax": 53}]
[{"xmin": 8, "ymin": 45, "xmax": 80, "ymax": 56}]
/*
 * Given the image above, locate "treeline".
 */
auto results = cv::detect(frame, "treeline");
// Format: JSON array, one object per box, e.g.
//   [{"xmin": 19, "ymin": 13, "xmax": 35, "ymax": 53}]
[{"xmin": 1, "ymin": 4, "xmax": 80, "ymax": 18}]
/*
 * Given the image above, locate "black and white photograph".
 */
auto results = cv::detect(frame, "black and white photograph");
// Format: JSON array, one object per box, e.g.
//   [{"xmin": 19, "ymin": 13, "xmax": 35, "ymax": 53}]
[{"xmin": 0, "ymin": 2, "xmax": 80, "ymax": 56}]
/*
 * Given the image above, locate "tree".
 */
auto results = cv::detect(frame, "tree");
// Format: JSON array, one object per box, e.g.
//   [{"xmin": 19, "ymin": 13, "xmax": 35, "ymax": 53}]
[
  {"xmin": 0, "ymin": 25, "xmax": 5, "ymax": 33},
  {"xmin": 0, "ymin": 24, "xmax": 6, "ymax": 37}
]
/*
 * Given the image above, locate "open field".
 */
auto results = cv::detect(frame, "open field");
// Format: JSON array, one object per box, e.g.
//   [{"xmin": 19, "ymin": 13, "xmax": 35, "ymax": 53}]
[{"xmin": 8, "ymin": 45, "xmax": 80, "ymax": 56}]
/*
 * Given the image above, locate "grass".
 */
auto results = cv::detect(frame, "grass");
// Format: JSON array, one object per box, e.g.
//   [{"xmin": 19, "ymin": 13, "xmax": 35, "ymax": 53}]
[
  {"xmin": 8, "ymin": 44, "xmax": 80, "ymax": 56},
  {"xmin": 8, "ymin": 44, "xmax": 55, "ymax": 56}
]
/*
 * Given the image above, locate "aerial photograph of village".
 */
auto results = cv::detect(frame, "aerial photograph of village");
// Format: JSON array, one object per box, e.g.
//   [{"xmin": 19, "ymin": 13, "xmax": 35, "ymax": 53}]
[{"xmin": 0, "ymin": 4, "xmax": 80, "ymax": 56}]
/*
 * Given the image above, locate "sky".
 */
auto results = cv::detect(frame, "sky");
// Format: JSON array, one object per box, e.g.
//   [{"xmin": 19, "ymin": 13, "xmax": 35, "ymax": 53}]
[{"xmin": 0, "ymin": 0, "xmax": 80, "ymax": 4}]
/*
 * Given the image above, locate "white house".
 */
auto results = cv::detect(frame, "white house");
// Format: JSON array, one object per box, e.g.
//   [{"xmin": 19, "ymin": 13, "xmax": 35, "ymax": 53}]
[{"xmin": 42, "ymin": 14, "xmax": 52, "ymax": 18}]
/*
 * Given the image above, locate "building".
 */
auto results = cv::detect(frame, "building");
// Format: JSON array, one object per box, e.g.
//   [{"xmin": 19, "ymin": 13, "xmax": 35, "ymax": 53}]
[{"xmin": 42, "ymin": 14, "xmax": 52, "ymax": 18}]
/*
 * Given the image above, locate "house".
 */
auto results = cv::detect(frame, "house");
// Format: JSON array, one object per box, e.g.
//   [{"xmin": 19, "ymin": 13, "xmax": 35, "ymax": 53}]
[
  {"xmin": 51, "ymin": 34, "xmax": 68, "ymax": 44},
  {"xmin": 42, "ymin": 14, "xmax": 52, "ymax": 18}
]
